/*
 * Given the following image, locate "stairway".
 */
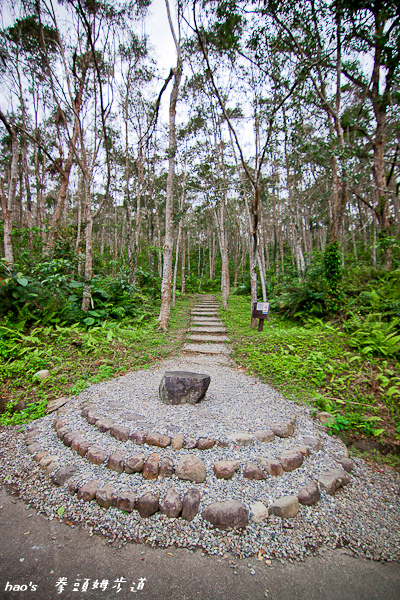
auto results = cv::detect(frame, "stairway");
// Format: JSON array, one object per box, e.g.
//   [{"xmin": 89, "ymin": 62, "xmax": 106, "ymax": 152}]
[{"xmin": 182, "ymin": 295, "xmax": 231, "ymax": 356}]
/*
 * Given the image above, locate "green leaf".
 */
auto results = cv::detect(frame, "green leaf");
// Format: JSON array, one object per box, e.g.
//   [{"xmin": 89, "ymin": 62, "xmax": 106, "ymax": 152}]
[
  {"xmin": 17, "ymin": 278, "xmax": 28, "ymax": 287},
  {"xmin": 386, "ymin": 386, "xmax": 400, "ymax": 398},
  {"xmin": 362, "ymin": 346, "xmax": 373, "ymax": 354},
  {"xmin": 349, "ymin": 355, "xmax": 360, "ymax": 363},
  {"xmin": 373, "ymin": 429, "xmax": 385, "ymax": 437},
  {"xmin": 57, "ymin": 506, "xmax": 65, "ymax": 517},
  {"xmin": 84, "ymin": 317, "xmax": 95, "ymax": 326}
]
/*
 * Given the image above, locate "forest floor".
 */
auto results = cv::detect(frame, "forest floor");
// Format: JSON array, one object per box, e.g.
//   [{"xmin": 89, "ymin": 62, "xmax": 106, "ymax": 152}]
[
  {"xmin": 222, "ymin": 297, "xmax": 400, "ymax": 470},
  {"xmin": 1, "ymin": 294, "xmax": 400, "ymax": 599},
  {"xmin": 2, "ymin": 293, "xmax": 399, "ymax": 472}
]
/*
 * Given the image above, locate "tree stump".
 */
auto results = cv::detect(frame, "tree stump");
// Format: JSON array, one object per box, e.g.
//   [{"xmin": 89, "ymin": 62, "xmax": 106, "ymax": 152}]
[{"xmin": 159, "ymin": 371, "xmax": 211, "ymax": 405}]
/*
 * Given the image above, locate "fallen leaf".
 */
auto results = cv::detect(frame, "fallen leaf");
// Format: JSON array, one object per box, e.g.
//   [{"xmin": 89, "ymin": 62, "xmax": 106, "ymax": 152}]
[
  {"xmin": 167, "ymin": 553, "xmax": 174, "ymax": 557},
  {"xmin": 23, "ymin": 532, "xmax": 30, "ymax": 535}
]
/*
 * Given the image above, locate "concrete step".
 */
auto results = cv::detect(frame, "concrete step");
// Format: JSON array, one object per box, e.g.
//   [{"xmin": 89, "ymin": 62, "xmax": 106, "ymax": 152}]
[
  {"xmin": 192, "ymin": 323, "xmax": 224, "ymax": 329},
  {"xmin": 195, "ymin": 303, "xmax": 219, "ymax": 307},
  {"xmin": 190, "ymin": 327, "xmax": 227, "ymax": 333},
  {"xmin": 190, "ymin": 319, "xmax": 225, "ymax": 327},
  {"xmin": 192, "ymin": 317, "xmax": 223, "ymax": 322},
  {"xmin": 182, "ymin": 343, "xmax": 230, "ymax": 355},
  {"xmin": 187, "ymin": 335, "xmax": 230, "ymax": 342}
]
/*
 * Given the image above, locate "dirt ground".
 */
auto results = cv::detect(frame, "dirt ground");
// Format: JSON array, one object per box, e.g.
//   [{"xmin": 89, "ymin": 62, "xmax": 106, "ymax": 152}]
[{"xmin": 1, "ymin": 487, "xmax": 399, "ymax": 600}]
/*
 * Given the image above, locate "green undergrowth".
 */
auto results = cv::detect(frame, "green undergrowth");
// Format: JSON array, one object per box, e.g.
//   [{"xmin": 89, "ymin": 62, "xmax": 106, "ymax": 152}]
[
  {"xmin": 221, "ymin": 296, "xmax": 400, "ymax": 458},
  {"xmin": 0, "ymin": 295, "xmax": 196, "ymax": 426}
]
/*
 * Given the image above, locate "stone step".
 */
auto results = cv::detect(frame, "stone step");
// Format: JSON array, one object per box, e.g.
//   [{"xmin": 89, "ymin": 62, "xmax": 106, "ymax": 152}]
[
  {"xmin": 192, "ymin": 316, "xmax": 220, "ymax": 321},
  {"xmin": 191, "ymin": 311, "xmax": 219, "ymax": 316},
  {"xmin": 187, "ymin": 335, "xmax": 230, "ymax": 342},
  {"xmin": 192, "ymin": 324, "xmax": 224, "ymax": 329},
  {"xmin": 195, "ymin": 303, "xmax": 219, "ymax": 308},
  {"xmin": 190, "ymin": 327, "xmax": 227, "ymax": 333},
  {"xmin": 182, "ymin": 343, "xmax": 230, "ymax": 355},
  {"xmin": 192, "ymin": 317, "xmax": 223, "ymax": 322},
  {"xmin": 190, "ymin": 319, "xmax": 224, "ymax": 327}
]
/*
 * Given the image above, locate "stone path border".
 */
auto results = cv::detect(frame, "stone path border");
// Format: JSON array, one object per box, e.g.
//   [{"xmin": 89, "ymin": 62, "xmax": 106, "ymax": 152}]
[
  {"xmin": 24, "ymin": 421, "xmax": 352, "ymax": 526},
  {"xmin": 22, "ymin": 286, "xmax": 354, "ymax": 531}
]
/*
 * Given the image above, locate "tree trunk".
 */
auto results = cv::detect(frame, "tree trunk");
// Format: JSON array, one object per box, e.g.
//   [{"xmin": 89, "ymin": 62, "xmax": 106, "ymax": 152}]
[
  {"xmin": 250, "ymin": 185, "xmax": 260, "ymax": 327},
  {"xmin": 81, "ymin": 176, "xmax": 93, "ymax": 313},
  {"xmin": 257, "ymin": 251, "xmax": 267, "ymax": 302},
  {"xmin": 187, "ymin": 232, "xmax": 190, "ymax": 279},
  {"xmin": 48, "ymin": 67, "xmax": 88, "ymax": 246},
  {"xmin": 214, "ymin": 199, "xmax": 229, "ymax": 310},
  {"xmin": 159, "ymin": 55, "xmax": 181, "ymax": 328},
  {"xmin": 0, "ymin": 116, "xmax": 18, "ymax": 265},
  {"xmin": 172, "ymin": 220, "xmax": 182, "ymax": 307},
  {"xmin": 133, "ymin": 147, "xmax": 144, "ymax": 273},
  {"xmin": 181, "ymin": 218, "xmax": 186, "ymax": 294}
]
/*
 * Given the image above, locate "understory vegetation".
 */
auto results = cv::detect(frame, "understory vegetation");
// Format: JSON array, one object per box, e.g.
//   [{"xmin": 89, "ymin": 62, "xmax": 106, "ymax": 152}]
[
  {"xmin": 225, "ymin": 279, "xmax": 400, "ymax": 462},
  {"xmin": 1, "ymin": 243, "xmax": 400, "ymax": 473},
  {"xmin": 1, "ymin": 1, "xmax": 400, "ymax": 475},
  {"xmin": 0, "ymin": 263, "xmax": 194, "ymax": 426}
]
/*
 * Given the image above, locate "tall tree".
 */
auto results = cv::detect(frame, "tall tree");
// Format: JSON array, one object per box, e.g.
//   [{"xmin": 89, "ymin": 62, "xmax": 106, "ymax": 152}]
[{"xmin": 159, "ymin": 0, "xmax": 182, "ymax": 329}]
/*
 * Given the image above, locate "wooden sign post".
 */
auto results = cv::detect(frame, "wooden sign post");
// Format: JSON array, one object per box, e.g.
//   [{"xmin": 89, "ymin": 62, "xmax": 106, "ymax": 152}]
[{"xmin": 252, "ymin": 301, "xmax": 270, "ymax": 331}]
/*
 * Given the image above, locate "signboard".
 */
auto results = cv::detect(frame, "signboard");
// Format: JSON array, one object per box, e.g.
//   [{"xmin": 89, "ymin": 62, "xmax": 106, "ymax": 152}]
[
  {"xmin": 252, "ymin": 301, "xmax": 271, "ymax": 331},
  {"xmin": 256, "ymin": 302, "xmax": 270, "ymax": 314}
]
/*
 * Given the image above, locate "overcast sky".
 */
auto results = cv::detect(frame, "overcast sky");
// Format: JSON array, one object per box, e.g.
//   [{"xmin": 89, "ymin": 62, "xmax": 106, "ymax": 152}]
[{"xmin": 145, "ymin": 0, "xmax": 179, "ymax": 76}]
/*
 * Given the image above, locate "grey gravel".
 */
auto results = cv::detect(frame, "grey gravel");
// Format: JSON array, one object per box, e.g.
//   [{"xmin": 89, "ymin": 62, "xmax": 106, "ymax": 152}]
[{"xmin": 0, "ymin": 352, "xmax": 399, "ymax": 563}]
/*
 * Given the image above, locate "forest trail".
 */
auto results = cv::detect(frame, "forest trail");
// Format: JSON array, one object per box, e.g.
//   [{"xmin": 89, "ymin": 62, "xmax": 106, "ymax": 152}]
[
  {"xmin": 0, "ymin": 294, "xmax": 400, "ymax": 599},
  {"xmin": 182, "ymin": 295, "xmax": 231, "ymax": 357}
]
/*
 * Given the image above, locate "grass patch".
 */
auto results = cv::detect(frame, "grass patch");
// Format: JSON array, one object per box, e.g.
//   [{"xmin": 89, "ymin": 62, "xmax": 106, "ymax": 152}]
[
  {"xmin": 222, "ymin": 296, "xmax": 400, "ymax": 448},
  {"xmin": 0, "ymin": 294, "xmax": 196, "ymax": 426}
]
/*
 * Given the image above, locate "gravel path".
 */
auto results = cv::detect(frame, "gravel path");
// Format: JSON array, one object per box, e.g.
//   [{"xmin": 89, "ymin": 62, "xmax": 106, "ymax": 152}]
[{"xmin": 0, "ymin": 298, "xmax": 399, "ymax": 564}]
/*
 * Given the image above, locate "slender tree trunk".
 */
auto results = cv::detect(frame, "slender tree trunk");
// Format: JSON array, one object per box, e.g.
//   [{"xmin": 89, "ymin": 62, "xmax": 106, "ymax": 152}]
[
  {"xmin": 48, "ymin": 67, "xmax": 88, "ymax": 247},
  {"xmin": 196, "ymin": 242, "xmax": 200, "ymax": 277},
  {"xmin": 257, "ymin": 251, "xmax": 267, "ymax": 302},
  {"xmin": 371, "ymin": 218, "xmax": 377, "ymax": 268},
  {"xmin": 124, "ymin": 118, "xmax": 134, "ymax": 280},
  {"xmin": 0, "ymin": 115, "xmax": 18, "ymax": 264},
  {"xmin": 133, "ymin": 147, "xmax": 144, "ymax": 273},
  {"xmin": 181, "ymin": 218, "xmax": 186, "ymax": 294},
  {"xmin": 159, "ymin": 59, "xmax": 181, "ymax": 327},
  {"xmin": 81, "ymin": 176, "xmax": 93, "ymax": 312},
  {"xmin": 187, "ymin": 232, "xmax": 190, "ymax": 279},
  {"xmin": 114, "ymin": 206, "xmax": 118, "ymax": 260},
  {"xmin": 172, "ymin": 220, "xmax": 182, "ymax": 308}
]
